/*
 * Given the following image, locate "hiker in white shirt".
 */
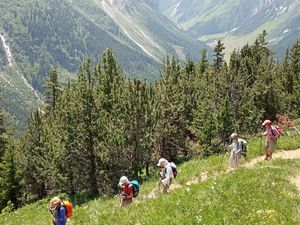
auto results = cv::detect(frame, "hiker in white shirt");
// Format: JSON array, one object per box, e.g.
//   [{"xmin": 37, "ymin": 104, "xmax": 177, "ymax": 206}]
[
  {"xmin": 157, "ymin": 158, "xmax": 174, "ymax": 193},
  {"xmin": 227, "ymin": 133, "xmax": 245, "ymax": 172}
]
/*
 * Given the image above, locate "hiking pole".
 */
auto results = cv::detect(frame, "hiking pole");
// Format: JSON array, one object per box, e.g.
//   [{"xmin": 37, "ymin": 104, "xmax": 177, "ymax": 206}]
[
  {"xmin": 219, "ymin": 145, "xmax": 227, "ymax": 170},
  {"xmin": 259, "ymin": 135, "xmax": 262, "ymax": 155},
  {"xmin": 274, "ymin": 142, "xmax": 287, "ymax": 157}
]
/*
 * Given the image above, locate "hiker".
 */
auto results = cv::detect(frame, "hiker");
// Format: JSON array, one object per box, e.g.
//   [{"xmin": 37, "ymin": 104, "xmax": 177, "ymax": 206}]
[
  {"xmin": 157, "ymin": 158, "xmax": 174, "ymax": 193},
  {"xmin": 49, "ymin": 197, "xmax": 67, "ymax": 225},
  {"xmin": 118, "ymin": 176, "xmax": 134, "ymax": 207},
  {"xmin": 226, "ymin": 133, "xmax": 246, "ymax": 172},
  {"xmin": 262, "ymin": 119, "xmax": 280, "ymax": 160}
]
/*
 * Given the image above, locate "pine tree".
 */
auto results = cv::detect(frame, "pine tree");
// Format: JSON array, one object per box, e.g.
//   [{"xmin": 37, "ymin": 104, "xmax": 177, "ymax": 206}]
[
  {"xmin": 213, "ymin": 40, "xmax": 225, "ymax": 72},
  {"xmin": 20, "ymin": 110, "xmax": 47, "ymax": 201},
  {"xmin": 198, "ymin": 48, "xmax": 209, "ymax": 74},
  {"xmin": 289, "ymin": 39, "xmax": 300, "ymax": 116},
  {"xmin": 124, "ymin": 79, "xmax": 156, "ymax": 177},
  {"xmin": 43, "ymin": 68, "xmax": 62, "ymax": 116},
  {"xmin": 155, "ymin": 56, "xmax": 185, "ymax": 161},
  {"xmin": 0, "ymin": 107, "xmax": 7, "ymax": 161},
  {"xmin": 0, "ymin": 133, "xmax": 21, "ymax": 211}
]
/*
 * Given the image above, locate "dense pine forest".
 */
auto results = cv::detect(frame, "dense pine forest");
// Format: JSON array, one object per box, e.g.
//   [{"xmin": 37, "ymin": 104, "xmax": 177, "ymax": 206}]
[{"xmin": 0, "ymin": 32, "xmax": 300, "ymax": 212}]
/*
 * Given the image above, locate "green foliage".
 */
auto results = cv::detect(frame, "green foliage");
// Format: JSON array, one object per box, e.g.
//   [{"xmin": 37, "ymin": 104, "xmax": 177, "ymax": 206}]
[
  {"xmin": 1, "ymin": 31, "xmax": 300, "ymax": 212},
  {"xmin": 213, "ymin": 40, "xmax": 225, "ymax": 72},
  {"xmin": 1, "ymin": 134, "xmax": 300, "ymax": 224},
  {"xmin": 0, "ymin": 132, "xmax": 21, "ymax": 210}
]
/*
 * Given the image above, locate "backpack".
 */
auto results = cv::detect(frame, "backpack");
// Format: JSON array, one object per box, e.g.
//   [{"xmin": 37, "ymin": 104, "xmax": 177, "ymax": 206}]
[
  {"xmin": 271, "ymin": 125, "xmax": 281, "ymax": 139},
  {"xmin": 62, "ymin": 200, "xmax": 73, "ymax": 218},
  {"xmin": 130, "ymin": 180, "xmax": 140, "ymax": 198},
  {"xmin": 170, "ymin": 162, "xmax": 177, "ymax": 178},
  {"xmin": 238, "ymin": 139, "xmax": 247, "ymax": 158}
]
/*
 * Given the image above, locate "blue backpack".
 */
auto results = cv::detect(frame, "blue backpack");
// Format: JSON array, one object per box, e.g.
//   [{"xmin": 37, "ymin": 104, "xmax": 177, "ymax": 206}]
[{"xmin": 130, "ymin": 180, "xmax": 140, "ymax": 197}]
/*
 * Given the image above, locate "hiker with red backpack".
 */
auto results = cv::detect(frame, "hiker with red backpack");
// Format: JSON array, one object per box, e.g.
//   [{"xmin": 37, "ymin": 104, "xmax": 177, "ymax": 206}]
[
  {"xmin": 118, "ymin": 176, "xmax": 134, "ymax": 207},
  {"xmin": 49, "ymin": 197, "xmax": 72, "ymax": 225},
  {"xmin": 262, "ymin": 119, "xmax": 280, "ymax": 160},
  {"xmin": 157, "ymin": 158, "xmax": 177, "ymax": 193}
]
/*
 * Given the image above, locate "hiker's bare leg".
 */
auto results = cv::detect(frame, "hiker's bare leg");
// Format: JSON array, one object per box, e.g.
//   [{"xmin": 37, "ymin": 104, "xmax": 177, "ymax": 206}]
[
  {"xmin": 162, "ymin": 179, "xmax": 172, "ymax": 193},
  {"xmin": 268, "ymin": 141, "xmax": 274, "ymax": 159},
  {"xmin": 264, "ymin": 142, "xmax": 270, "ymax": 160},
  {"xmin": 229, "ymin": 150, "xmax": 236, "ymax": 171},
  {"xmin": 162, "ymin": 183, "xmax": 169, "ymax": 193}
]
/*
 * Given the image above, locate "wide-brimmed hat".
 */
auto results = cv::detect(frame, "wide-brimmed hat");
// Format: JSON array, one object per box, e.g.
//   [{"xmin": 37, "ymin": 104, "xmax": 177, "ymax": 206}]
[
  {"xmin": 230, "ymin": 133, "xmax": 238, "ymax": 139},
  {"xmin": 262, "ymin": 119, "xmax": 272, "ymax": 126},
  {"xmin": 49, "ymin": 196, "xmax": 61, "ymax": 210},
  {"xmin": 157, "ymin": 158, "xmax": 168, "ymax": 166},
  {"xmin": 119, "ymin": 176, "xmax": 129, "ymax": 186}
]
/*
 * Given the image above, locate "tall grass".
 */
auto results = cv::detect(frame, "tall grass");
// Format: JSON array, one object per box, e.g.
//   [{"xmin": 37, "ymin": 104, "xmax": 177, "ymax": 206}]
[{"xmin": 1, "ymin": 134, "xmax": 300, "ymax": 225}]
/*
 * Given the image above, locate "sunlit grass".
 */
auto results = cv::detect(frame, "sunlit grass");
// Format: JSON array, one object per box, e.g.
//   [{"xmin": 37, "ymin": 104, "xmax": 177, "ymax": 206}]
[{"xmin": 1, "ymin": 133, "xmax": 300, "ymax": 225}]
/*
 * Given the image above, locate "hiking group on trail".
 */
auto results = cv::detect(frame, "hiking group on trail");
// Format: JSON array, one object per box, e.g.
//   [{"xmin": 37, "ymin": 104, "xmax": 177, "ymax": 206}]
[
  {"xmin": 48, "ymin": 119, "xmax": 281, "ymax": 223},
  {"xmin": 117, "ymin": 158, "xmax": 177, "ymax": 207}
]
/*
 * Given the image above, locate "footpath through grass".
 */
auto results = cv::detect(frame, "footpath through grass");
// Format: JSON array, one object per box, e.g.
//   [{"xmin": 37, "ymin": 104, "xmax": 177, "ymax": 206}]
[{"xmin": 1, "ymin": 135, "xmax": 300, "ymax": 225}]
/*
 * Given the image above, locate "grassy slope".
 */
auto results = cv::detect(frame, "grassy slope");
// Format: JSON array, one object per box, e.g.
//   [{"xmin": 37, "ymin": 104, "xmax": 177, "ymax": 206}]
[{"xmin": 1, "ymin": 134, "xmax": 300, "ymax": 224}]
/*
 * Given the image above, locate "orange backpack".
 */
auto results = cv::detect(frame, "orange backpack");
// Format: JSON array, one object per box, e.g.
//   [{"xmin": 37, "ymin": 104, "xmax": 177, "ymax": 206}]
[{"xmin": 62, "ymin": 200, "xmax": 73, "ymax": 218}]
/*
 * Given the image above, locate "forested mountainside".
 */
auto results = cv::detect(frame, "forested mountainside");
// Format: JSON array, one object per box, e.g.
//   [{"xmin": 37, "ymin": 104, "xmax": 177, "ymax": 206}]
[
  {"xmin": 0, "ymin": 0, "xmax": 207, "ymax": 131},
  {"xmin": 1, "ymin": 31, "xmax": 300, "ymax": 212}
]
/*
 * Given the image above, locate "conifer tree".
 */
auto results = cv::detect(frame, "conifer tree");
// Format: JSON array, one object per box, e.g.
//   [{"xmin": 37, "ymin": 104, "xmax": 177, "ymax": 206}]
[
  {"xmin": 213, "ymin": 40, "xmax": 225, "ymax": 72},
  {"xmin": 289, "ymin": 39, "xmax": 300, "ymax": 116},
  {"xmin": 43, "ymin": 68, "xmax": 62, "ymax": 116},
  {"xmin": 198, "ymin": 48, "xmax": 209, "ymax": 74},
  {"xmin": 0, "ymin": 132, "xmax": 21, "ymax": 211},
  {"xmin": 20, "ymin": 110, "xmax": 47, "ymax": 201},
  {"xmin": 0, "ymin": 107, "xmax": 7, "ymax": 161},
  {"xmin": 155, "ymin": 56, "xmax": 185, "ymax": 161}
]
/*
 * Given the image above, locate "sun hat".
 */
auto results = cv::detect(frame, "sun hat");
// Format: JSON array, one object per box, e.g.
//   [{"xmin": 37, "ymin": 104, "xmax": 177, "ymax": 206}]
[
  {"xmin": 119, "ymin": 176, "xmax": 129, "ymax": 186},
  {"xmin": 262, "ymin": 119, "xmax": 272, "ymax": 126},
  {"xmin": 49, "ymin": 196, "xmax": 61, "ymax": 210},
  {"xmin": 230, "ymin": 133, "xmax": 238, "ymax": 139},
  {"xmin": 157, "ymin": 158, "xmax": 168, "ymax": 167}
]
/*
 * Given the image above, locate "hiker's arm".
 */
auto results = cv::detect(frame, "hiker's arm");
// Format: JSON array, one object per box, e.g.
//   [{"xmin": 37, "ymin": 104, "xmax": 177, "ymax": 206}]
[{"xmin": 226, "ymin": 144, "xmax": 233, "ymax": 149}]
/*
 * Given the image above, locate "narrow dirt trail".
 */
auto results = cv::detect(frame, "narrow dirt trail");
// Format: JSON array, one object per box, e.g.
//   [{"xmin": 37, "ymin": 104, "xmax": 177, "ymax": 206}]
[
  {"xmin": 244, "ymin": 149, "xmax": 300, "ymax": 168},
  {"xmin": 142, "ymin": 149, "xmax": 300, "ymax": 201}
]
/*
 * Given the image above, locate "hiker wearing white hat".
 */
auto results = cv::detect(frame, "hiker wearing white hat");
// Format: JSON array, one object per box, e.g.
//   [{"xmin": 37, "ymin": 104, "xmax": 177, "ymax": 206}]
[
  {"xmin": 227, "ymin": 133, "xmax": 247, "ymax": 172},
  {"xmin": 157, "ymin": 158, "xmax": 174, "ymax": 193},
  {"xmin": 118, "ymin": 176, "xmax": 134, "ymax": 207}
]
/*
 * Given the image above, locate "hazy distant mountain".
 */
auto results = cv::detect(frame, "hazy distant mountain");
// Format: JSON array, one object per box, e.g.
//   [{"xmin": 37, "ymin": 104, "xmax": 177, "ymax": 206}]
[{"xmin": 158, "ymin": 0, "xmax": 300, "ymax": 55}]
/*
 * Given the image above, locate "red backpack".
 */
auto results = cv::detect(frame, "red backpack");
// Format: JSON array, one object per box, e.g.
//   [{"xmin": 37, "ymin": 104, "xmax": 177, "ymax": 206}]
[{"xmin": 62, "ymin": 200, "xmax": 73, "ymax": 219}]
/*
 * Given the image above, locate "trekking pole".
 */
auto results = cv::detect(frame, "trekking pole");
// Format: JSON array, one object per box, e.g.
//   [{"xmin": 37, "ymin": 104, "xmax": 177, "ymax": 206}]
[
  {"xmin": 259, "ymin": 135, "xmax": 262, "ymax": 155},
  {"xmin": 219, "ymin": 145, "xmax": 227, "ymax": 170},
  {"xmin": 274, "ymin": 142, "xmax": 287, "ymax": 157}
]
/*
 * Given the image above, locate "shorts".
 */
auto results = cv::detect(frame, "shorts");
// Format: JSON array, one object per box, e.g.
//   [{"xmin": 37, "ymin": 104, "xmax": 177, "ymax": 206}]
[{"xmin": 265, "ymin": 139, "xmax": 275, "ymax": 151}]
